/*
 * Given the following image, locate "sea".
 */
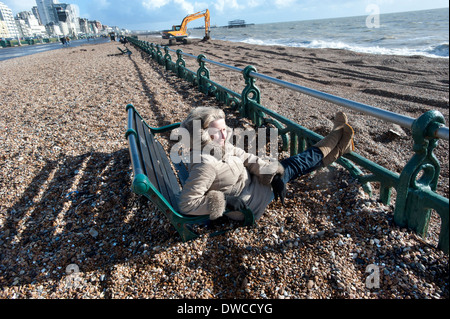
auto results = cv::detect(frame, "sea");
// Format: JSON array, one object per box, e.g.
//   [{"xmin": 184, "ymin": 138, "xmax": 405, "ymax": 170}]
[{"xmin": 189, "ymin": 8, "xmax": 449, "ymax": 59}]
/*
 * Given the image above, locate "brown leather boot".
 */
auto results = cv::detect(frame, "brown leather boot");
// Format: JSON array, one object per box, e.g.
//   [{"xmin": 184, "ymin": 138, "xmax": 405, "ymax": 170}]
[
  {"xmin": 322, "ymin": 122, "xmax": 355, "ymax": 166},
  {"xmin": 313, "ymin": 112, "xmax": 347, "ymax": 157}
]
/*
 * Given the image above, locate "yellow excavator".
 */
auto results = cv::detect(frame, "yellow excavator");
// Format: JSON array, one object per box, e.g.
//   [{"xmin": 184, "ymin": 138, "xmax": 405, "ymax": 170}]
[{"xmin": 161, "ymin": 9, "xmax": 211, "ymax": 44}]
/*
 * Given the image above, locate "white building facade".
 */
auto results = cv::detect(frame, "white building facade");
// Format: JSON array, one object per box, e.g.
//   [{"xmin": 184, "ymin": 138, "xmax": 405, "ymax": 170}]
[
  {"xmin": 16, "ymin": 11, "xmax": 46, "ymax": 38},
  {"xmin": 0, "ymin": 1, "xmax": 20, "ymax": 38},
  {"xmin": 53, "ymin": 3, "xmax": 79, "ymax": 36},
  {"xmin": 36, "ymin": 0, "xmax": 59, "ymax": 26}
]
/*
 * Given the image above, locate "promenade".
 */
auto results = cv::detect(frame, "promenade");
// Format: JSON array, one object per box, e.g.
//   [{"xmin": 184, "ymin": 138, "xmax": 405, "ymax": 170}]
[{"xmin": 0, "ymin": 37, "xmax": 110, "ymax": 61}]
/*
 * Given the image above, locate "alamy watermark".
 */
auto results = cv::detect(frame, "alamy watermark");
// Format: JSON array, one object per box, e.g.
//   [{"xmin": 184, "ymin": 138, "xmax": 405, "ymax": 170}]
[
  {"xmin": 366, "ymin": 4, "xmax": 380, "ymax": 29},
  {"xmin": 64, "ymin": 263, "xmax": 84, "ymax": 289},
  {"xmin": 169, "ymin": 121, "xmax": 279, "ymax": 174},
  {"xmin": 365, "ymin": 264, "xmax": 380, "ymax": 289}
]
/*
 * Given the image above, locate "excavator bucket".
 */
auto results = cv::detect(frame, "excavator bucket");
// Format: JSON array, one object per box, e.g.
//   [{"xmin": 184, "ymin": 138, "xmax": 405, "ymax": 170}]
[{"xmin": 202, "ymin": 31, "xmax": 211, "ymax": 42}]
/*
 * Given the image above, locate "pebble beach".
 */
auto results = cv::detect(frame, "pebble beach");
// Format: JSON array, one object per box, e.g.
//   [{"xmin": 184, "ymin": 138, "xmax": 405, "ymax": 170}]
[{"xmin": 0, "ymin": 39, "xmax": 448, "ymax": 300}]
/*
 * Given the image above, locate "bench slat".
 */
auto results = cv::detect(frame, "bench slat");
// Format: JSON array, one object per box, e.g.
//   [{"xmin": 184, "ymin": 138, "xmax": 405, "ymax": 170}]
[
  {"xmin": 142, "ymin": 124, "xmax": 181, "ymax": 211},
  {"xmin": 134, "ymin": 114, "xmax": 160, "ymax": 189},
  {"xmin": 135, "ymin": 115, "xmax": 171, "ymax": 199},
  {"xmin": 173, "ymin": 161, "xmax": 189, "ymax": 186},
  {"xmin": 134, "ymin": 113, "xmax": 181, "ymax": 211}
]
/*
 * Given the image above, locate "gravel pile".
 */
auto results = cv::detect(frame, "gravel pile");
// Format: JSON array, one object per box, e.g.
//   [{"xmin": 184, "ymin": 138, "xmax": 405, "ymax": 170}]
[{"xmin": 0, "ymin": 40, "xmax": 447, "ymax": 299}]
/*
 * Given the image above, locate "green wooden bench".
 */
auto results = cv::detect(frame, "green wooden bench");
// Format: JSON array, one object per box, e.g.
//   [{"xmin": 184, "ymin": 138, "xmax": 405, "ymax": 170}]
[{"xmin": 125, "ymin": 104, "xmax": 255, "ymax": 242}]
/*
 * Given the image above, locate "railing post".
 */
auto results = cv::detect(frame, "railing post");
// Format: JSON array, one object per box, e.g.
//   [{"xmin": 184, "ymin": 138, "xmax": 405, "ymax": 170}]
[
  {"xmin": 196, "ymin": 54, "xmax": 211, "ymax": 94},
  {"xmin": 142, "ymin": 41, "xmax": 149, "ymax": 55},
  {"xmin": 241, "ymin": 65, "xmax": 261, "ymax": 121},
  {"xmin": 394, "ymin": 110, "xmax": 447, "ymax": 251},
  {"xmin": 175, "ymin": 49, "xmax": 186, "ymax": 79},
  {"xmin": 150, "ymin": 43, "xmax": 156, "ymax": 60},
  {"xmin": 156, "ymin": 44, "xmax": 163, "ymax": 65},
  {"xmin": 163, "ymin": 46, "xmax": 172, "ymax": 70}
]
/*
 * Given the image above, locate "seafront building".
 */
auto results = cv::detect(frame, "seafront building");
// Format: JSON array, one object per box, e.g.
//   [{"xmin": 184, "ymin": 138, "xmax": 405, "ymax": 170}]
[
  {"xmin": 1, "ymin": 0, "xmax": 127, "ymax": 45},
  {"xmin": 16, "ymin": 11, "xmax": 46, "ymax": 38},
  {"xmin": 31, "ymin": 6, "xmax": 42, "ymax": 25},
  {"xmin": 0, "ymin": 1, "xmax": 20, "ymax": 38},
  {"xmin": 36, "ymin": 0, "xmax": 59, "ymax": 26},
  {"xmin": 34, "ymin": 0, "xmax": 78, "ymax": 37},
  {"xmin": 53, "ymin": 3, "xmax": 80, "ymax": 36}
]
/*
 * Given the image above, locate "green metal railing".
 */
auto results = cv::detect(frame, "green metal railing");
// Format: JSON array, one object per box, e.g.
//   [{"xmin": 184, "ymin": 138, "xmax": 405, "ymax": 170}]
[{"xmin": 126, "ymin": 37, "xmax": 449, "ymax": 254}]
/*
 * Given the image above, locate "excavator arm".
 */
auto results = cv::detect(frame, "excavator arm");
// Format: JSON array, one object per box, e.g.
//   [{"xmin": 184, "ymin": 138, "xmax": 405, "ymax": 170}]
[
  {"xmin": 162, "ymin": 9, "xmax": 210, "ymax": 43},
  {"xmin": 180, "ymin": 9, "xmax": 210, "ymax": 35}
]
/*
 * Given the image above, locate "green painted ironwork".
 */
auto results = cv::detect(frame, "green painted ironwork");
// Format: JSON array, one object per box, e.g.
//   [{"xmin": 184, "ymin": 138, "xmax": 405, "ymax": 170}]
[
  {"xmin": 126, "ymin": 37, "xmax": 449, "ymax": 254},
  {"xmin": 394, "ymin": 110, "xmax": 448, "ymax": 253},
  {"xmin": 163, "ymin": 46, "xmax": 172, "ymax": 71},
  {"xmin": 175, "ymin": 49, "xmax": 186, "ymax": 78},
  {"xmin": 196, "ymin": 54, "xmax": 212, "ymax": 94}
]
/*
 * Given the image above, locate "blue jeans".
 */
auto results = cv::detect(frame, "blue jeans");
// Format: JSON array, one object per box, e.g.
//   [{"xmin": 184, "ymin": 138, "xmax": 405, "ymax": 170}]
[{"xmin": 280, "ymin": 147, "xmax": 324, "ymax": 184}]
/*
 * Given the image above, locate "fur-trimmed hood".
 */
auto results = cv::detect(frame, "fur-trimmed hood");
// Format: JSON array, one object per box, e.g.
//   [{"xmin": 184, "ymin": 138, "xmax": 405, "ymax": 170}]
[{"xmin": 180, "ymin": 106, "xmax": 227, "ymax": 148}]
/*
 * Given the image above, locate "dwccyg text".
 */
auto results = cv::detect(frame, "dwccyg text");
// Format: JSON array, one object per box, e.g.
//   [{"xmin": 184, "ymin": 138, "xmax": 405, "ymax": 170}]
[{"xmin": 177, "ymin": 302, "xmax": 273, "ymax": 316}]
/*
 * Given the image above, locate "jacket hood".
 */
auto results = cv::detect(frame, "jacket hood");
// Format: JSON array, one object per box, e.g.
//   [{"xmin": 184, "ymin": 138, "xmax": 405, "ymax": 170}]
[{"xmin": 180, "ymin": 107, "xmax": 232, "ymax": 159}]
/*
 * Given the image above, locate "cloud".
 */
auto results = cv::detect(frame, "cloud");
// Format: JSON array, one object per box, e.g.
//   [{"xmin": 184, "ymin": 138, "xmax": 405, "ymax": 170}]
[
  {"xmin": 142, "ymin": 0, "xmax": 171, "ymax": 10},
  {"xmin": 174, "ymin": 0, "xmax": 195, "ymax": 13},
  {"xmin": 141, "ymin": 0, "xmax": 195, "ymax": 13},
  {"xmin": 274, "ymin": 0, "xmax": 297, "ymax": 8},
  {"xmin": 247, "ymin": 0, "xmax": 265, "ymax": 8},
  {"xmin": 213, "ymin": 0, "xmax": 245, "ymax": 12}
]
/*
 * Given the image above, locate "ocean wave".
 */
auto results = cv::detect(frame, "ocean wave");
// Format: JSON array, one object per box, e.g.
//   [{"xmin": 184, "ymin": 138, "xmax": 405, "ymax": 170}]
[
  {"xmin": 304, "ymin": 40, "xmax": 449, "ymax": 58},
  {"xmin": 426, "ymin": 43, "xmax": 449, "ymax": 57},
  {"xmin": 228, "ymin": 37, "xmax": 449, "ymax": 59}
]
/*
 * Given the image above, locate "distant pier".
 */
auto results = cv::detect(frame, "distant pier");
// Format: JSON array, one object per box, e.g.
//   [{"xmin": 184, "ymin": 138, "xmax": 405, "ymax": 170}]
[{"xmin": 227, "ymin": 19, "xmax": 254, "ymax": 28}]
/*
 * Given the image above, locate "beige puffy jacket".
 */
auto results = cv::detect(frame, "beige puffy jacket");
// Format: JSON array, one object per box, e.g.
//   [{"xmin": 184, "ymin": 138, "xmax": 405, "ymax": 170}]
[{"xmin": 178, "ymin": 127, "xmax": 283, "ymax": 220}]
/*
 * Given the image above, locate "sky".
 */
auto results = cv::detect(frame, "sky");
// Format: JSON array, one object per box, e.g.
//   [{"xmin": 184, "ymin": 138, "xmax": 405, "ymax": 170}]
[{"xmin": 2, "ymin": 0, "xmax": 449, "ymax": 31}]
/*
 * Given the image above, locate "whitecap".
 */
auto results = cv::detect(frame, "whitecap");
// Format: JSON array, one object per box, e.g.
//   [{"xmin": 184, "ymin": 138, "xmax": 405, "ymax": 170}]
[{"xmin": 427, "ymin": 43, "xmax": 449, "ymax": 58}]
